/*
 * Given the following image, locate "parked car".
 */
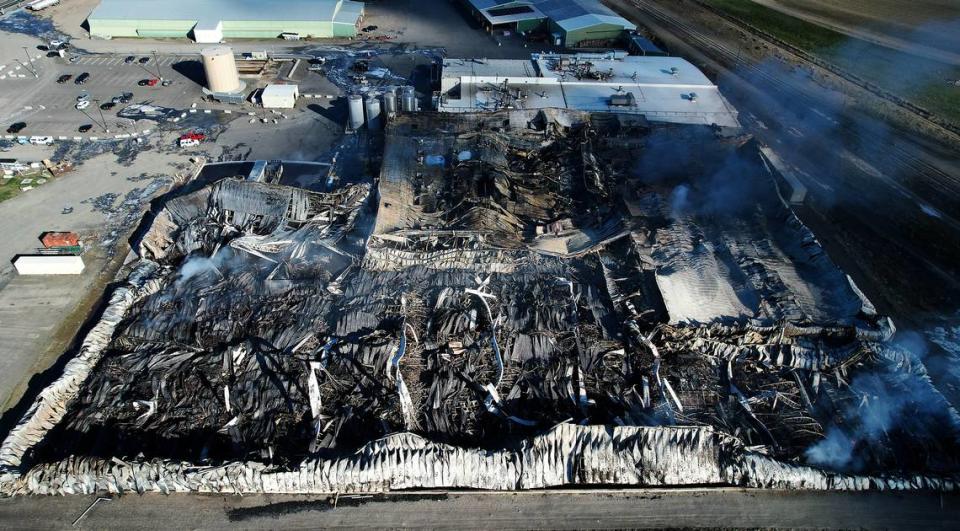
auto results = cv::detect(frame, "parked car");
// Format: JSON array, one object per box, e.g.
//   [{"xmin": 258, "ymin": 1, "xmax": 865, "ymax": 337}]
[
  {"xmin": 56, "ymin": 74, "xmax": 72, "ymax": 84},
  {"xmin": 137, "ymin": 57, "xmax": 149, "ymax": 64},
  {"xmin": 75, "ymin": 72, "xmax": 90, "ymax": 85},
  {"xmin": 75, "ymin": 100, "xmax": 90, "ymax": 110},
  {"xmin": 178, "ymin": 132, "xmax": 206, "ymax": 147},
  {"xmin": 138, "ymin": 78, "xmax": 159, "ymax": 87},
  {"xmin": 362, "ymin": 25, "xmax": 378, "ymax": 32},
  {"xmin": 111, "ymin": 92, "xmax": 133, "ymax": 104},
  {"xmin": 49, "ymin": 40, "xmax": 65, "ymax": 48},
  {"xmin": 99, "ymin": 101, "xmax": 115, "ymax": 110},
  {"xmin": 29, "ymin": 136, "xmax": 54, "ymax": 145},
  {"xmin": 76, "ymin": 93, "xmax": 89, "ymax": 102},
  {"xmin": 78, "ymin": 124, "xmax": 93, "ymax": 133},
  {"xmin": 6, "ymin": 122, "xmax": 26, "ymax": 134},
  {"xmin": 124, "ymin": 55, "xmax": 135, "ymax": 64},
  {"xmin": 161, "ymin": 79, "xmax": 172, "ymax": 86}
]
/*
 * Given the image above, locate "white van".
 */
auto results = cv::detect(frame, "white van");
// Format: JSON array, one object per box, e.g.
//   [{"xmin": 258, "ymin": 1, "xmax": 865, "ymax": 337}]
[{"xmin": 28, "ymin": 136, "xmax": 54, "ymax": 145}]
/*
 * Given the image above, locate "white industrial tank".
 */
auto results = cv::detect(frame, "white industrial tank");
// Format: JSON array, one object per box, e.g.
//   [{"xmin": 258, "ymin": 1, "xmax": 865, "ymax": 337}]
[
  {"xmin": 383, "ymin": 88, "xmax": 398, "ymax": 119},
  {"xmin": 364, "ymin": 93, "xmax": 382, "ymax": 130},
  {"xmin": 401, "ymin": 86, "xmax": 417, "ymax": 113},
  {"xmin": 347, "ymin": 94, "xmax": 365, "ymax": 130},
  {"xmin": 201, "ymin": 46, "xmax": 240, "ymax": 93}
]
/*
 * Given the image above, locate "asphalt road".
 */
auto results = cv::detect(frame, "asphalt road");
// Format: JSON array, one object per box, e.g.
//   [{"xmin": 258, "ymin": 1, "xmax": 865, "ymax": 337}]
[{"xmin": 0, "ymin": 489, "xmax": 958, "ymax": 529}]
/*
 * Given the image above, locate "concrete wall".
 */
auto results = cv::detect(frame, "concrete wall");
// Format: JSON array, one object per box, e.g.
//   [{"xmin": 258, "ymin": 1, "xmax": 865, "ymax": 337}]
[
  {"xmin": 89, "ymin": 19, "xmax": 195, "ymax": 38},
  {"xmin": 89, "ymin": 18, "xmax": 356, "ymax": 40},
  {"xmin": 220, "ymin": 20, "xmax": 334, "ymax": 39},
  {"xmin": 560, "ymin": 22, "xmax": 627, "ymax": 47},
  {"xmin": 516, "ymin": 17, "xmax": 545, "ymax": 33}
]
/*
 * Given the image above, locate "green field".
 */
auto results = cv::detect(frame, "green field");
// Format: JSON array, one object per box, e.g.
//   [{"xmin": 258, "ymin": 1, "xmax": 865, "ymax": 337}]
[
  {"xmin": 704, "ymin": 0, "xmax": 960, "ymax": 124},
  {"xmin": 0, "ymin": 170, "xmax": 50, "ymax": 203}
]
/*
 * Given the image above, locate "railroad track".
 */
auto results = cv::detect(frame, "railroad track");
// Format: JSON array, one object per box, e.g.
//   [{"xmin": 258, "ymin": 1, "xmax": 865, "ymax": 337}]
[
  {"xmin": 628, "ymin": 0, "xmax": 960, "ymax": 223},
  {"xmin": 0, "ymin": 0, "xmax": 24, "ymax": 11}
]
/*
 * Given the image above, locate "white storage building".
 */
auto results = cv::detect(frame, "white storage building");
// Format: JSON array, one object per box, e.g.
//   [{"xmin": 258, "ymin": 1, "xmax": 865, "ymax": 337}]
[
  {"xmin": 14, "ymin": 255, "xmax": 85, "ymax": 275},
  {"xmin": 261, "ymin": 84, "xmax": 299, "ymax": 108},
  {"xmin": 437, "ymin": 53, "xmax": 741, "ymax": 128}
]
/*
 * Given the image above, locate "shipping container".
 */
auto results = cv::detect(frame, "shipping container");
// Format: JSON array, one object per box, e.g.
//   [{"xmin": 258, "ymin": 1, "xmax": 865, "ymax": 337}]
[{"xmin": 14, "ymin": 255, "xmax": 85, "ymax": 275}]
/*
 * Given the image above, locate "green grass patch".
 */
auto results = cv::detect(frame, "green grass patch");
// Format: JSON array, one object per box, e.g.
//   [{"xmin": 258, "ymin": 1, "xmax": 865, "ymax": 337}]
[
  {"xmin": 704, "ymin": 0, "xmax": 846, "ymax": 51},
  {"xmin": 0, "ymin": 176, "xmax": 23, "ymax": 203},
  {"xmin": 910, "ymin": 82, "xmax": 960, "ymax": 125},
  {"xmin": 0, "ymin": 169, "xmax": 51, "ymax": 203}
]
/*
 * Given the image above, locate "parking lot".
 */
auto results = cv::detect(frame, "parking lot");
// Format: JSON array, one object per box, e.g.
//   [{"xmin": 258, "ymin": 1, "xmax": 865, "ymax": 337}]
[{"xmin": 0, "ymin": 51, "xmax": 206, "ymax": 138}]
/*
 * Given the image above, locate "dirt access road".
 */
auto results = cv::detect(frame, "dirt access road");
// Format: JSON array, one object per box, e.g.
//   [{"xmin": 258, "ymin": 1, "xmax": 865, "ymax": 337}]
[{"xmin": 1, "ymin": 489, "xmax": 959, "ymax": 529}]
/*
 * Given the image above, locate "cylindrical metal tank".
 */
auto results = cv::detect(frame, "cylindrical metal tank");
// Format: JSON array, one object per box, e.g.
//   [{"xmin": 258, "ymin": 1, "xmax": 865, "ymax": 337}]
[
  {"xmin": 364, "ymin": 93, "xmax": 382, "ymax": 130},
  {"xmin": 383, "ymin": 88, "xmax": 398, "ymax": 119},
  {"xmin": 401, "ymin": 86, "xmax": 417, "ymax": 113},
  {"xmin": 201, "ymin": 46, "xmax": 240, "ymax": 93},
  {"xmin": 347, "ymin": 94, "xmax": 364, "ymax": 130}
]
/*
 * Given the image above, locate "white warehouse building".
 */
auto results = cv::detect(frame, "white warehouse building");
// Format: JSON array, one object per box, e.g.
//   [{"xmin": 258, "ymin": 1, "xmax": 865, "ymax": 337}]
[
  {"xmin": 261, "ymin": 84, "xmax": 299, "ymax": 108},
  {"xmin": 437, "ymin": 53, "xmax": 740, "ymax": 128}
]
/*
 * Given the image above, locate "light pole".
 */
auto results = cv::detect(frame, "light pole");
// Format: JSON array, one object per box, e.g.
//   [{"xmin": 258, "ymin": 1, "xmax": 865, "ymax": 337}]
[
  {"xmin": 152, "ymin": 50, "xmax": 162, "ymax": 80},
  {"xmin": 21, "ymin": 47, "xmax": 38, "ymax": 78},
  {"xmin": 93, "ymin": 99, "xmax": 110, "ymax": 133}
]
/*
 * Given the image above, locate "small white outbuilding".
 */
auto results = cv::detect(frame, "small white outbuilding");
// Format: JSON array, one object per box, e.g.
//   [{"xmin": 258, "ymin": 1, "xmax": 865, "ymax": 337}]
[
  {"xmin": 14, "ymin": 255, "xmax": 85, "ymax": 275},
  {"xmin": 261, "ymin": 84, "xmax": 299, "ymax": 109}
]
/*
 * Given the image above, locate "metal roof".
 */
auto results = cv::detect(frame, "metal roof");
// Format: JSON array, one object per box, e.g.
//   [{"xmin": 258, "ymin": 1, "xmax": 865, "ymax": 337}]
[
  {"xmin": 467, "ymin": 0, "xmax": 633, "ymax": 31},
  {"xmin": 554, "ymin": 13, "xmax": 635, "ymax": 32},
  {"xmin": 88, "ymin": 0, "xmax": 363, "ymax": 23},
  {"xmin": 438, "ymin": 54, "xmax": 739, "ymax": 128},
  {"xmin": 263, "ymin": 84, "xmax": 299, "ymax": 97}
]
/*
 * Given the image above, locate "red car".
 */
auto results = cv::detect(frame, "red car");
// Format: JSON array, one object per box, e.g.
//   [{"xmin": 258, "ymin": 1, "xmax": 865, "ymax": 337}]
[
  {"xmin": 178, "ymin": 132, "xmax": 206, "ymax": 147},
  {"xmin": 138, "ymin": 78, "xmax": 159, "ymax": 87}
]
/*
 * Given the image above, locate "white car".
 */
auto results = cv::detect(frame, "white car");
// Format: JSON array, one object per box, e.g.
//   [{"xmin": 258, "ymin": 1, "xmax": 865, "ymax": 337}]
[
  {"xmin": 50, "ymin": 40, "xmax": 64, "ymax": 48},
  {"xmin": 28, "ymin": 136, "xmax": 54, "ymax": 145},
  {"xmin": 75, "ymin": 100, "xmax": 90, "ymax": 110}
]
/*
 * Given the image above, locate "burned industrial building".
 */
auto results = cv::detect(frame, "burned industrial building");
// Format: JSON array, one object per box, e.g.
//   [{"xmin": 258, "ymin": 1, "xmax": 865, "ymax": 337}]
[{"xmin": 1, "ymin": 109, "xmax": 959, "ymax": 495}]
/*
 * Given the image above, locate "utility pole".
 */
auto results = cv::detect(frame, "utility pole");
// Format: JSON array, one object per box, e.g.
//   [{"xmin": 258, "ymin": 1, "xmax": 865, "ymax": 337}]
[{"xmin": 21, "ymin": 46, "xmax": 37, "ymax": 78}]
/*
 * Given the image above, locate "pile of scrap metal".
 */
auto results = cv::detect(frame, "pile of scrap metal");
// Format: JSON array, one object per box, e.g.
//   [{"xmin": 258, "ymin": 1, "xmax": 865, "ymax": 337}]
[{"xmin": 2, "ymin": 111, "xmax": 959, "ymax": 495}]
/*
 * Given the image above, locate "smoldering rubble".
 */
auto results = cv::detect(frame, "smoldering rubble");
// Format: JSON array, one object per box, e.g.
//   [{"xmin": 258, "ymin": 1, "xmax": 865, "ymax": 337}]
[{"xmin": 2, "ymin": 109, "xmax": 959, "ymax": 495}]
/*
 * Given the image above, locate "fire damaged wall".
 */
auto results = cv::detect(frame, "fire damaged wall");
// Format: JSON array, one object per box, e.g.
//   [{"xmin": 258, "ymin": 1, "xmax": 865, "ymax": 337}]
[{"xmin": 2, "ymin": 109, "xmax": 959, "ymax": 494}]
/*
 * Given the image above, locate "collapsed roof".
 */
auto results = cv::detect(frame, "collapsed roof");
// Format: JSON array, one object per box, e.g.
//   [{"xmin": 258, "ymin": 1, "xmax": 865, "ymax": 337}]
[{"xmin": 1, "ymin": 110, "xmax": 958, "ymax": 494}]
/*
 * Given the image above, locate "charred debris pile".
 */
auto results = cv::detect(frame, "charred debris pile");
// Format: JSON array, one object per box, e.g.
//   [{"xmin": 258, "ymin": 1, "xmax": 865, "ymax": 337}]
[{"xmin": 5, "ymin": 109, "xmax": 960, "ymax": 493}]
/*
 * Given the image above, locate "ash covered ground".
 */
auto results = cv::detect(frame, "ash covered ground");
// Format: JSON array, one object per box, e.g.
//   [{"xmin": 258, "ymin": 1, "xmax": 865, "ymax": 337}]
[{"xmin": 11, "ymin": 110, "xmax": 960, "ymax": 491}]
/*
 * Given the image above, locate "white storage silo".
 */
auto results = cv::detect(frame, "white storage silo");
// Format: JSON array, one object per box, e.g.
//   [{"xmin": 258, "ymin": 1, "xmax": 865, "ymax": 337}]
[
  {"xmin": 383, "ymin": 88, "xmax": 398, "ymax": 119},
  {"xmin": 347, "ymin": 94, "xmax": 364, "ymax": 130},
  {"xmin": 401, "ymin": 86, "xmax": 417, "ymax": 113},
  {"xmin": 364, "ymin": 93, "xmax": 382, "ymax": 130},
  {"xmin": 201, "ymin": 46, "xmax": 240, "ymax": 93}
]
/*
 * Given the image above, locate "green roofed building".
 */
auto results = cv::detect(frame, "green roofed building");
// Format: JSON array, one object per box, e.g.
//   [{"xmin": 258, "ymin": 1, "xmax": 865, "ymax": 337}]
[
  {"xmin": 86, "ymin": 0, "xmax": 365, "ymax": 42},
  {"xmin": 463, "ymin": 0, "xmax": 635, "ymax": 47}
]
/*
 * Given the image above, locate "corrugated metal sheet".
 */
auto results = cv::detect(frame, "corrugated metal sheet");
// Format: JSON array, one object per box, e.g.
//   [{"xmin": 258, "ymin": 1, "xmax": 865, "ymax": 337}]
[{"xmin": 469, "ymin": 0, "xmax": 633, "ymax": 34}]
